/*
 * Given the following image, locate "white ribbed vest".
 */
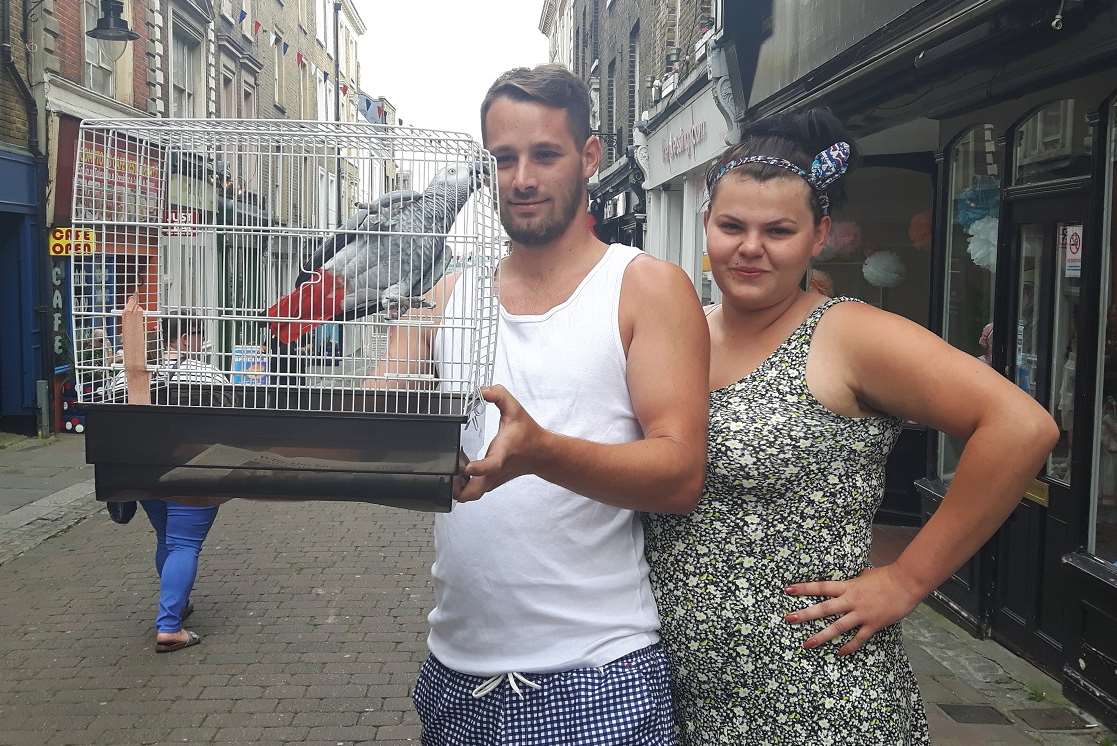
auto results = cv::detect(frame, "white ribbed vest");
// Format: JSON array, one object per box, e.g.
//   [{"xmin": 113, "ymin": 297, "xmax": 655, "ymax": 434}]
[{"xmin": 428, "ymin": 243, "xmax": 660, "ymax": 676}]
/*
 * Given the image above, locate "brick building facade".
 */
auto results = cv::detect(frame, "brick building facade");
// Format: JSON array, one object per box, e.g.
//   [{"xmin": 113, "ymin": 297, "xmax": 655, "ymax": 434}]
[
  {"xmin": 0, "ymin": 0, "xmax": 368, "ymax": 433},
  {"xmin": 1, "ymin": 3, "xmax": 32, "ymax": 150}
]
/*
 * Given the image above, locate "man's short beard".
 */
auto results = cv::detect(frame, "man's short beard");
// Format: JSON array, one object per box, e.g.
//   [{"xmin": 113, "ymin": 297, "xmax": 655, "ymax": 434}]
[{"xmin": 501, "ymin": 181, "xmax": 585, "ymax": 247}]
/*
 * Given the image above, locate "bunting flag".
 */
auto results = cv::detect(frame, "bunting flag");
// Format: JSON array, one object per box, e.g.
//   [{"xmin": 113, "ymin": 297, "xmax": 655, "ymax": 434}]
[
  {"xmin": 270, "ymin": 32, "xmax": 279, "ymax": 46},
  {"xmin": 357, "ymin": 93, "xmax": 387, "ymax": 124},
  {"xmin": 238, "ymin": 9, "xmax": 247, "ymax": 23},
  {"xmin": 252, "ymin": 19, "xmax": 261, "ymax": 35},
  {"xmin": 323, "ymin": 70, "xmax": 330, "ymax": 83},
  {"xmin": 282, "ymin": 41, "xmax": 290, "ymax": 55},
  {"xmin": 340, "ymin": 83, "xmax": 349, "ymax": 95},
  {"xmin": 296, "ymin": 50, "xmax": 304, "ymax": 66}
]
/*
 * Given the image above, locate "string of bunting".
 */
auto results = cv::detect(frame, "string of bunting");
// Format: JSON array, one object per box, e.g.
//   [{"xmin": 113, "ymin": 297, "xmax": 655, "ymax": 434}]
[{"xmin": 226, "ymin": 7, "xmax": 359, "ymax": 98}]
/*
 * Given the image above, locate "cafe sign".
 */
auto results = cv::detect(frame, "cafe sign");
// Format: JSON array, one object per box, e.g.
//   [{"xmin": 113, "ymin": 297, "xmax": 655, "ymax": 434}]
[{"xmin": 48, "ymin": 227, "xmax": 97, "ymax": 256}]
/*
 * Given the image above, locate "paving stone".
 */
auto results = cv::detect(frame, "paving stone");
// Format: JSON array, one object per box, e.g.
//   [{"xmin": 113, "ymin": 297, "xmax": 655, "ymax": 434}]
[{"xmin": 1011, "ymin": 708, "xmax": 1092, "ymax": 731}]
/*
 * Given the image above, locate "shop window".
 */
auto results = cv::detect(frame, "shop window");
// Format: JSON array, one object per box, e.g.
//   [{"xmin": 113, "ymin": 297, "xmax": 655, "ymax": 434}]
[
  {"xmin": 171, "ymin": 26, "xmax": 201, "ymax": 118},
  {"xmin": 83, "ymin": 0, "xmax": 115, "ymax": 97},
  {"xmin": 1093, "ymin": 99, "xmax": 1117, "ymax": 565},
  {"xmin": 1014, "ymin": 99, "xmax": 1093, "ymax": 185},
  {"xmin": 939, "ymin": 126, "xmax": 1002, "ymax": 480},
  {"xmin": 809, "ymin": 165, "xmax": 933, "ymax": 326}
]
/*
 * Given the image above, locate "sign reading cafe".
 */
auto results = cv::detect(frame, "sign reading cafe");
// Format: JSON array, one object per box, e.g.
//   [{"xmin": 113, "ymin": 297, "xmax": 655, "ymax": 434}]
[{"xmin": 662, "ymin": 122, "xmax": 708, "ymax": 164}]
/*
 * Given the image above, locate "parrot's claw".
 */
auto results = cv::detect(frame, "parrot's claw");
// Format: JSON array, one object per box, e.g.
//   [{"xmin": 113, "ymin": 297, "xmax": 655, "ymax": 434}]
[{"xmin": 382, "ymin": 296, "xmax": 434, "ymax": 321}]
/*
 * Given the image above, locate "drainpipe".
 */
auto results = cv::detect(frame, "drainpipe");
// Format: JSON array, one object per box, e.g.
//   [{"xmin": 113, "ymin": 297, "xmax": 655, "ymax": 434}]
[{"xmin": 2, "ymin": 0, "xmax": 54, "ymax": 435}]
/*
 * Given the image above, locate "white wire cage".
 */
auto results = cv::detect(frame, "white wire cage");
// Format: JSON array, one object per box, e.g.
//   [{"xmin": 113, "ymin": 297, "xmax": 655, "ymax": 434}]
[{"xmin": 70, "ymin": 118, "xmax": 502, "ymax": 510}]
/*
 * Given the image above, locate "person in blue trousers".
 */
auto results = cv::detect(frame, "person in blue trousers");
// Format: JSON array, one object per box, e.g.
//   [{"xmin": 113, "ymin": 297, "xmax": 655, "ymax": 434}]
[
  {"xmin": 140, "ymin": 499, "xmax": 220, "ymax": 652},
  {"xmin": 120, "ymin": 298, "xmax": 228, "ymax": 652}
]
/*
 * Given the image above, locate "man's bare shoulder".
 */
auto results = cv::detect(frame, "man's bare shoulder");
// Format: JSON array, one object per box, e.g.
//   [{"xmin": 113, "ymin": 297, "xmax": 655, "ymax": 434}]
[{"xmin": 621, "ymin": 253, "xmax": 700, "ymax": 304}]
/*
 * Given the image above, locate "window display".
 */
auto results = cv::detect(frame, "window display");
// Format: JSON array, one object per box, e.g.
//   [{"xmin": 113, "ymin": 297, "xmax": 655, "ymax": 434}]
[{"xmin": 939, "ymin": 126, "xmax": 1001, "ymax": 480}]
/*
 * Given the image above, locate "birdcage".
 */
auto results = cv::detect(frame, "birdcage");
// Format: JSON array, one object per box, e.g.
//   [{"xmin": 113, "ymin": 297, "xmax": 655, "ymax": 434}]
[{"xmin": 70, "ymin": 118, "xmax": 501, "ymax": 511}]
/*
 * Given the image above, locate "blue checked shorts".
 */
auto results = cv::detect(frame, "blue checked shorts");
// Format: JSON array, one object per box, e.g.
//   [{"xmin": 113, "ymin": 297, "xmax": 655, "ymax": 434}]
[{"xmin": 413, "ymin": 643, "xmax": 678, "ymax": 745}]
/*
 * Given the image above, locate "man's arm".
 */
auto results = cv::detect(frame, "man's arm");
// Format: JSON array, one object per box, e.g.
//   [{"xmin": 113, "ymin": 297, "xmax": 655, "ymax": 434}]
[
  {"xmin": 362, "ymin": 274, "xmax": 459, "ymax": 390},
  {"xmin": 461, "ymin": 257, "xmax": 710, "ymax": 513},
  {"xmin": 121, "ymin": 296, "xmax": 151, "ymax": 405}
]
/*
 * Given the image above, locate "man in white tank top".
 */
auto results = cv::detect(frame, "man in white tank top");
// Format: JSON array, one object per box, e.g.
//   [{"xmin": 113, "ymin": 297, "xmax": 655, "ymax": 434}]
[{"xmin": 371, "ymin": 65, "xmax": 709, "ymax": 745}]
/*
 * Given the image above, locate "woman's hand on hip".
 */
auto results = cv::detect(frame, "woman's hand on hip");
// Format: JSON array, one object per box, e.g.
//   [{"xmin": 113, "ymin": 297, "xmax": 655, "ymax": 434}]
[{"xmin": 783, "ymin": 564, "xmax": 924, "ymax": 656}]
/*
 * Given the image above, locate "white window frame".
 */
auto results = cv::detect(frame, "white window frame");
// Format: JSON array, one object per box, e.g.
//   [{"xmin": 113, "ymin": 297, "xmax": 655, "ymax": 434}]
[
  {"xmin": 170, "ymin": 23, "xmax": 202, "ymax": 118},
  {"xmin": 315, "ymin": 0, "xmax": 327, "ymax": 46},
  {"xmin": 297, "ymin": 60, "xmax": 307, "ymax": 119},
  {"xmin": 318, "ymin": 166, "xmax": 328, "ymax": 229},
  {"xmin": 221, "ymin": 68, "xmax": 237, "ymax": 118},
  {"xmin": 273, "ymin": 32, "xmax": 285, "ymax": 107},
  {"xmin": 83, "ymin": 0, "xmax": 115, "ymax": 96}
]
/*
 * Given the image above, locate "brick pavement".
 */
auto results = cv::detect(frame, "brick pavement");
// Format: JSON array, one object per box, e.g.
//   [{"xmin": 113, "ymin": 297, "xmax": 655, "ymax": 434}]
[
  {"xmin": 0, "ymin": 436, "xmax": 92, "ymax": 516},
  {"xmin": 0, "ymin": 477, "xmax": 1113, "ymax": 744},
  {"xmin": 0, "ymin": 499, "xmax": 431, "ymax": 745}
]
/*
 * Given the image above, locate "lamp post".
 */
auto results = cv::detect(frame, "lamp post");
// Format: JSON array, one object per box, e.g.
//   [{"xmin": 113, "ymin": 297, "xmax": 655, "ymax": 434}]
[{"xmin": 85, "ymin": 0, "xmax": 139, "ymax": 63}]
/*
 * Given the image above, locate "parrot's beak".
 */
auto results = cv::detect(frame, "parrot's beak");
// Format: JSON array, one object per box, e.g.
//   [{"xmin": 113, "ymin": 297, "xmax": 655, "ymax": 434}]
[{"xmin": 474, "ymin": 159, "xmax": 493, "ymax": 190}]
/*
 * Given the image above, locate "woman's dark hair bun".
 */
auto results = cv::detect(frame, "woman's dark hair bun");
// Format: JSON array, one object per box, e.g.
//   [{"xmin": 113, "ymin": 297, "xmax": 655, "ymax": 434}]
[{"xmin": 707, "ymin": 107, "xmax": 859, "ymax": 220}]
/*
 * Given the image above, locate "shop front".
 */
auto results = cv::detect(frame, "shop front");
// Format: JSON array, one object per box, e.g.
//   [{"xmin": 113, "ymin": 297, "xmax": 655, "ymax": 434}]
[
  {"xmin": 0, "ymin": 147, "xmax": 44, "ymax": 432},
  {"xmin": 52, "ymin": 114, "xmax": 161, "ymax": 423},
  {"xmin": 643, "ymin": 78, "xmax": 732, "ymax": 306},
  {"xmin": 591, "ymin": 151, "xmax": 646, "ymax": 250},
  {"xmin": 736, "ymin": 0, "xmax": 1117, "ymax": 726}
]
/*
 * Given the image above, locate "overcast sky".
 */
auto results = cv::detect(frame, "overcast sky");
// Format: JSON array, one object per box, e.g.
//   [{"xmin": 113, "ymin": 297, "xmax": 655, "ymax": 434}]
[{"xmin": 356, "ymin": 2, "xmax": 549, "ymax": 141}]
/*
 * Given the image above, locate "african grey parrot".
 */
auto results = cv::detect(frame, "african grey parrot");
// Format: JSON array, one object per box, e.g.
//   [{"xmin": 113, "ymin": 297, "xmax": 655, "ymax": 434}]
[{"xmin": 266, "ymin": 160, "xmax": 490, "ymax": 344}]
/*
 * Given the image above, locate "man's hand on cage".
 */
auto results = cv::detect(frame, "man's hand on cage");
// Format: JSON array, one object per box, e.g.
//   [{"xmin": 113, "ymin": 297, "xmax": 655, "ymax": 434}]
[{"xmin": 457, "ymin": 386, "xmax": 545, "ymax": 502}]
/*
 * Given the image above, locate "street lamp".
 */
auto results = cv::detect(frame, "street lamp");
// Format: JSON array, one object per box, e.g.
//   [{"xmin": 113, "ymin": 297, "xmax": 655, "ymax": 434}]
[{"xmin": 85, "ymin": 0, "xmax": 139, "ymax": 63}]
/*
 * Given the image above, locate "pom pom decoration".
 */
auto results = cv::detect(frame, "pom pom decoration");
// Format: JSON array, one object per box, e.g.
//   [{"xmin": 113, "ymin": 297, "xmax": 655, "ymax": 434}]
[
  {"xmin": 908, "ymin": 210, "xmax": 932, "ymax": 250},
  {"xmin": 816, "ymin": 221, "xmax": 862, "ymax": 262},
  {"xmin": 966, "ymin": 215, "xmax": 999, "ymax": 270},
  {"xmin": 862, "ymin": 250, "xmax": 906, "ymax": 288},
  {"xmin": 954, "ymin": 175, "xmax": 1000, "ymax": 230},
  {"xmin": 808, "ymin": 269, "xmax": 834, "ymax": 297}
]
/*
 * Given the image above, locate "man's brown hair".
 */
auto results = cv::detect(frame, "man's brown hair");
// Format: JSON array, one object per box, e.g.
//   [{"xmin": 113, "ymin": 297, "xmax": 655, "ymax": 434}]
[{"xmin": 480, "ymin": 64, "xmax": 592, "ymax": 146}]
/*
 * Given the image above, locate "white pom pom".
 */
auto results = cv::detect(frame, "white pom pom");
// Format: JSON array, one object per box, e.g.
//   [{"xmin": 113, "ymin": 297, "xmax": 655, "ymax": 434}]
[
  {"xmin": 74, "ymin": 423, "xmax": 85, "ymax": 434},
  {"xmin": 862, "ymin": 250, "xmax": 906, "ymax": 288},
  {"xmin": 966, "ymin": 216, "xmax": 999, "ymax": 270}
]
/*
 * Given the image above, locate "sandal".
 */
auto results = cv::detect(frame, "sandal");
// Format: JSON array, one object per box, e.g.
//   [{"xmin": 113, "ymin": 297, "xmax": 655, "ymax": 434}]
[{"xmin": 155, "ymin": 630, "xmax": 201, "ymax": 653}]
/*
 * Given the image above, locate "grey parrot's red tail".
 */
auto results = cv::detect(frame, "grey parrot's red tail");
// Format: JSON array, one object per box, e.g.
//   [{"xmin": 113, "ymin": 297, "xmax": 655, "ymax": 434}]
[{"xmin": 266, "ymin": 270, "xmax": 347, "ymax": 344}]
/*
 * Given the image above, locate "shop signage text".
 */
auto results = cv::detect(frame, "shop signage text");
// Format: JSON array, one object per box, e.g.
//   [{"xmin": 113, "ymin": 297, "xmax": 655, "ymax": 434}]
[
  {"xmin": 1060, "ymin": 223, "xmax": 1083, "ymax": 279},
  {"xmin": 48, "ymin": 227, "xmax": 96, "ymax": 256},
  {"xmin": 662, "ymin": 122, "xmax": 708, "ymax": 165},
  {"xmin": 51, "ymin": 260, "xmax": 66, "ymax": 357},
  {"xmin": 163, "ymin": 209, "xmax": 199, "ymax": 236}
]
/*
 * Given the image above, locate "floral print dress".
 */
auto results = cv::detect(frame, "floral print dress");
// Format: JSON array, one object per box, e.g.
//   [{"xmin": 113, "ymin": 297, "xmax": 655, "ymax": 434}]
[{"xmin": 645, "ymin": 298, "xmax": 930, "ymax": 745}]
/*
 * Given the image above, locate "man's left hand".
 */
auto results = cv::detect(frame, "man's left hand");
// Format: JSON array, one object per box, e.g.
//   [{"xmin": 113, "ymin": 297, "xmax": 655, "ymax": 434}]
[{"xmin": 457, "ymin": 385, "xmax": 546, "ymax": 502}]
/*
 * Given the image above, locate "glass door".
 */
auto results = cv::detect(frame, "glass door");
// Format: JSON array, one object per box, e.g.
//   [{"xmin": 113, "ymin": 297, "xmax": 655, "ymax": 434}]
[{"xmin": 993, "ymin": 193, "xmax": 1088, "ymax": 671}]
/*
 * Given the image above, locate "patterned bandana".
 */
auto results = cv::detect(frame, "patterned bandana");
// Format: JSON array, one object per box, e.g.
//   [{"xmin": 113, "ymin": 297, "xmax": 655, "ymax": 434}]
[{"xmin": 708, "ymin": 141, "xmax": 852, "ymax": 215}]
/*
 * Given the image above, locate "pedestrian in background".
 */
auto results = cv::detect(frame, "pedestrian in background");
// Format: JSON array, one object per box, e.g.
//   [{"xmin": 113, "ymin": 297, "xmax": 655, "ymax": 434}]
[{"xmin": 120, "ymin": 298, "xmax": 227, "ymax": 652}]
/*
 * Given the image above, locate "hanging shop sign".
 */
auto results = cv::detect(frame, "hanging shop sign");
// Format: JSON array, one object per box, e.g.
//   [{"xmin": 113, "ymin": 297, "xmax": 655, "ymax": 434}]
[
  {"xmin": 51, "ymin": 259, "xmax": 67, "ymax": 357},
  {"xmin": 48, "ymin": 227, "xmax": 97, "ymax": 256}
]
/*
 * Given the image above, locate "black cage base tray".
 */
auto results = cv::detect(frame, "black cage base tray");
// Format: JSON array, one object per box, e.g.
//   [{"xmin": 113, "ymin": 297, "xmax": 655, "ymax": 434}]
[{"xmin": 85, "ymin": 388, "xmax": 469, "ymax": 513}]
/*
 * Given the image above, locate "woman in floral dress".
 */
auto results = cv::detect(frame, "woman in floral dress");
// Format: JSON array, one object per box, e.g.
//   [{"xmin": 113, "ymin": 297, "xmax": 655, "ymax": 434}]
[{"xmin": 644, "ymin": 110, "xmax": 1058, "ymax": 745}]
